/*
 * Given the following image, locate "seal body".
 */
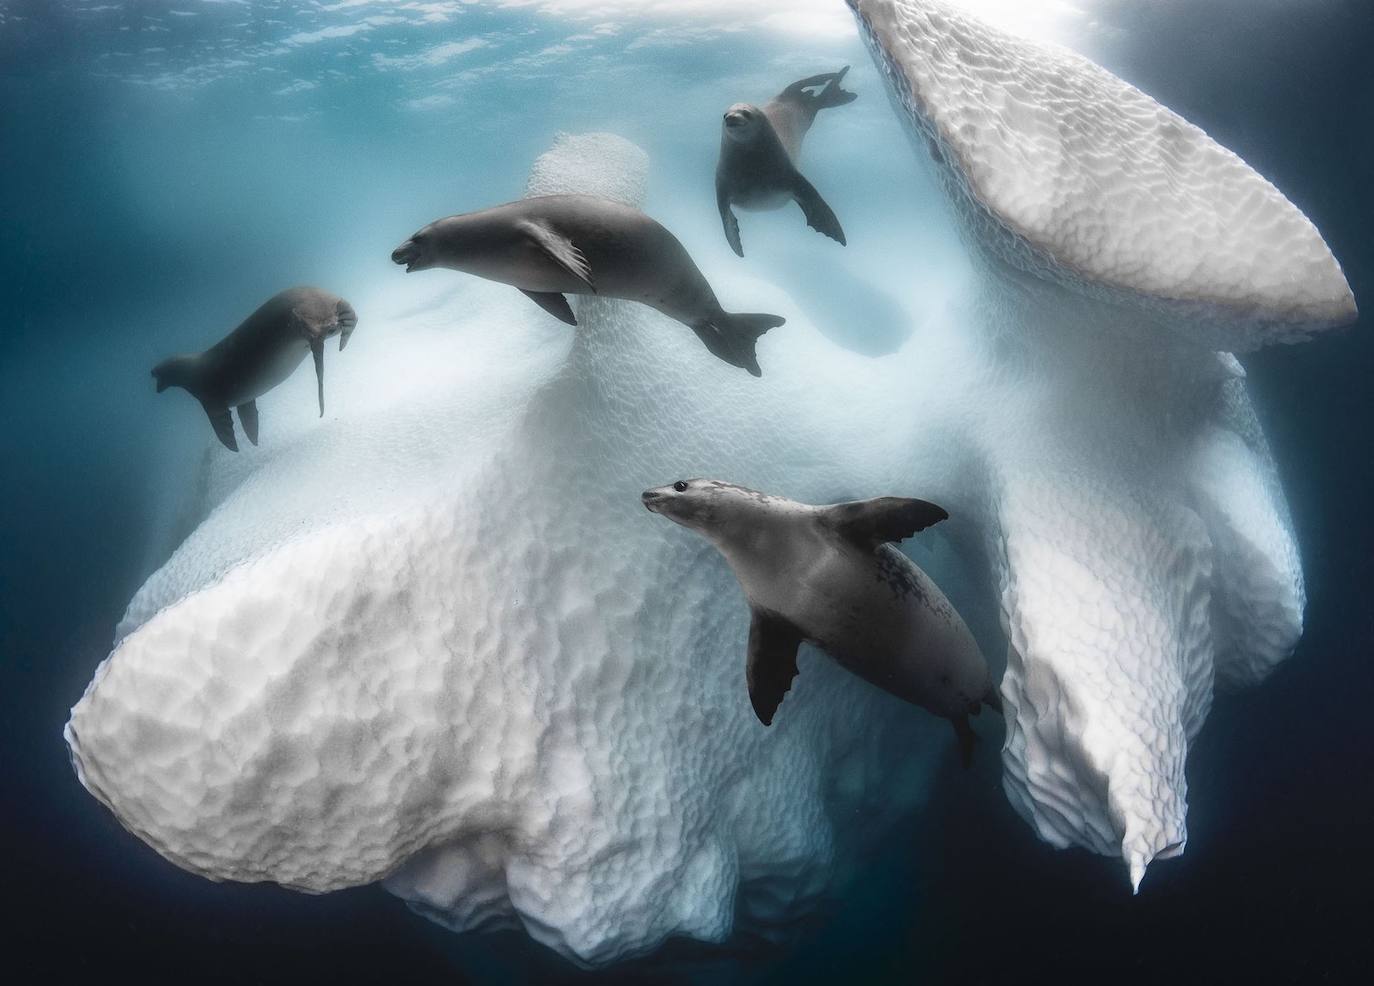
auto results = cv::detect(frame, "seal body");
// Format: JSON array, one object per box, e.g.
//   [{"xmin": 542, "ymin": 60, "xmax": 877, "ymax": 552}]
[
  {"xmin": 715, "ymin": 68, "xmax": 857, "ymax": 256},
  {"xmin": 391, "ymin": 194, "xmax": 784, "ymax": 376},
  {"xmin": 643, "ymin": 479, "xmax": 998, "ymax": 762},
  {"xmin": 152, "ymin": 286, "xmax": 357, "ymax": 451}
]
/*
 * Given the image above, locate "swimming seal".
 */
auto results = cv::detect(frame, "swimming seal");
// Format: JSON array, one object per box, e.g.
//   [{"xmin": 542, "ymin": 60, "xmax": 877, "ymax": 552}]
[
  {"xmin": 390, "ymin": 194, "xmax": 785, "ymax": 376},
  {"xmin": 643, "ymin": 479, "xmax": 1000, "ymax": 763},
  {"xmin": 151, "ymin": 286, "xmax": 357, "ymax": 451},
  {"xmin": 716, "ymin": 67, "xmax": 857, "ymax": 257}
]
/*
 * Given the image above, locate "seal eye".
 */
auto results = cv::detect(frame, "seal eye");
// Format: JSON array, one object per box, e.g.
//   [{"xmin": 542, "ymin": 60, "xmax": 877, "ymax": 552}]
[{"xmin": 673, "ymin": 481, "xmax": 688, "ymax": 493}]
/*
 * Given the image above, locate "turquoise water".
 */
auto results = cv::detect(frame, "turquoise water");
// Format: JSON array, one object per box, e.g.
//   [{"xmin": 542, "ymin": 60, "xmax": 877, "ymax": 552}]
[{"xmin": 2, "ymin": 1, "xmax": 1371, "ymax": 983}]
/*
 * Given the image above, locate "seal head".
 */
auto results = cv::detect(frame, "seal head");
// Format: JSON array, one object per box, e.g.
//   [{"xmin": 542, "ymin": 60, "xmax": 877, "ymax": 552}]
[
  {"xmin": 642, "ymin": 479, "xmax": 770, "ymax": 543},
  {"xmin": 722, "ymin": 104, "xmax": 767, "ymax": 144},
  {"xmin": 642, "ymin": 478, "xmax": 708, "ymax": 522},
  {"xmin": 390, "ymin": 227, "xmax": 439, "ymax": 274}
]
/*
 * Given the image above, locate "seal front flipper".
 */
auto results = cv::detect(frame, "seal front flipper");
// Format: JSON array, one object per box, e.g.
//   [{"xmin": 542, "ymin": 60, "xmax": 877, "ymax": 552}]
[
  {"xmin": 201, "ymin": 402, "xmax": 238, "ymax": 452},
  {"xmin": 822, "ymin": 497, "xmax": 948, "ymax": 549},
  {"xmin": 746, "ymin": 609, "xmax": 804, "ymax": 726},
  {"xmin": 791, "ymin": 172, "xmax": 846, "ymax": 246},
  {"xmin": 336, "ymin": 299, "xmax": 358, "ymax": 351},
  {"xmin": 520, "ymin": 289, "xmax": 578, "ymax": 326},
  {"xmin": 310, "ymin": 338, "xmax": 325, "ymax": 417},
  {"xmin": 517, "ymin": 220, "xmax": 595, "ymax": 293},
  {"xmin": 237, "ymin": 400, "xmax": 259, "ymax": 446},
  {"xmin": 717, "ymin": 179, "xmax": 743, "ymax": 257}
]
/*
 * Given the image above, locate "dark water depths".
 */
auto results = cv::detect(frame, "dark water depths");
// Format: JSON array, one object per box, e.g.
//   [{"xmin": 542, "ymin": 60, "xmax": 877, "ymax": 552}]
[{"xmin": 3, "ymin": 1, "xmax": 1372, "ymax": 982}]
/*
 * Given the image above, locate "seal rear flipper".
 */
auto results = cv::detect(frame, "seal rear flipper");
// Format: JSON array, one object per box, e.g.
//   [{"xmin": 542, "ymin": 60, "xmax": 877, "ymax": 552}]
[
  {"xmin": 783, "ymin": 66, "xmax": 858, "ymax": 108},
  {"xmin": 201, "ymin": 402, "xmax": 238, "ymax": 452},
  {"xmin": 311, "ymin": 338, "xmax": 325, "ymax": 417},
  {"xmin": 237, "ymin": 400, "xmax": 259, "ymax": 446},
  {"xmin": 821, "ymin": 497, "xmax": 948, "ymax": 549},
  {"xmin": 717, "ymin": 180, "xmax": 743, "ymax": 257},
  {"xmin": 517, "ymin": 220, "xmax": 596, "ymax": 293},
  {"xmin": 746, "ymin": 610, "xmax": 804, "ymax": 726},
  {"xmin": 693, "ymin": 312, "xmax": 785, "ymax": 377},
  {"xmin": 953, "ymin": 715, "xmax": 978, "ymax": 769},
  {"xmin": 815, "ymin": 66, "xmax": 858, "ymax": 108},
  {"xmin": 791, "ymin": 173, "xmax": 846, "ymax": 246},
  {"xmin": 520, "ymin": 289, "xmax": 578, "ymax": 326}
]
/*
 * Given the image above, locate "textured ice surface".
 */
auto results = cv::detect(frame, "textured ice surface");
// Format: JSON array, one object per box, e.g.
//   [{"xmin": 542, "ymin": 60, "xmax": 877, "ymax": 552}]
[
  {"xmin": 1187, "ymin": 379, "xmax": 1306, "ymax": 690},
  {"xmin": 66, "ymin": 133, "xmax": 952, "ymax": 966},
  {"xmin": 851, "ymin": 0, "xmax": 1354, "ymax": 889},
  {"xmin": 67, "ymin": 2, "xmax": 1359, "ymax": 962},
  {"xmin": 850, "ymin": 0, "xmax": 1356, "ymax": 348}
]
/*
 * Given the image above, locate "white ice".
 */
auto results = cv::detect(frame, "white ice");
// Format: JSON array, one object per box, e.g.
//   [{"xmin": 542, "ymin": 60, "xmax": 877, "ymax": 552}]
[
  {"xmin": 66, "ymin": 0, "xmax": 1357, "ymax": 966},
  {"xmin": 850, "ymin": 0, "xmax": 1353, "ymax": 889},
  {"xmin": 66, "ymin": 132, "xmax": 958, "ymax": 966}
]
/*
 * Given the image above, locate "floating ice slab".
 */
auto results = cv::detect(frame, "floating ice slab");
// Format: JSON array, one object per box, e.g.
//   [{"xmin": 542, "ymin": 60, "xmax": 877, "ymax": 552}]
[
  {"xmin": 65, "ymin": 133, "xmax": 952, "ymax": 966},
  {"xmin": 850, "ymin": 0, "xmax": 1355, "ymax": 348},
  {"xmin": 850, "ymin": 0, "xmax": 1354, "ymax": 889}
]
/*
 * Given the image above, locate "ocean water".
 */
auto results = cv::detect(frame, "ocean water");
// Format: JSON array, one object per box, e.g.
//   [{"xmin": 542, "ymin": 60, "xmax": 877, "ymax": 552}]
[{"xmin": 2, "ymin": 1, "xmax": 1371, "ymax": 983}]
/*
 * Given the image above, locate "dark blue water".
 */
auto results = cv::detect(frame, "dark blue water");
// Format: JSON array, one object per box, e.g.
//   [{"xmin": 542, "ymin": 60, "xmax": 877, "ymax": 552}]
[{"xmin": 3, "ymin": 1, "xmax": 1371, "ymax": 982}]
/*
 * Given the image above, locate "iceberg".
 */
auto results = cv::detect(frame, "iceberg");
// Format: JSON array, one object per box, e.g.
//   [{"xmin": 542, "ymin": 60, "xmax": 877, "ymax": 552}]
[
  {"xmin": 65, "ymin": 0, "xmax": 1358, "ymax": 966},
  {"xmin": 65, "ymin": 131, "xmax": 952, "ymax": 967},
  {"xmin": 849, "ymin": 0, "xmax": 1354, "ymax": 888}
]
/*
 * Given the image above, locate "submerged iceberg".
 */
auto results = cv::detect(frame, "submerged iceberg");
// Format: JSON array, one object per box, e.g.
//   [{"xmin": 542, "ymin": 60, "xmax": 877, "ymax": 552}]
[
  {"xmin": 66, "ymin": 132, "xmax": 953, "ymax": 966},
  {"xmin": 66, "ymin": 0, "xmax": 1356, "ymax": 967},
  {"xmin": 850, "ymin": 0, "xmax": 1354, "ymax": 888}
]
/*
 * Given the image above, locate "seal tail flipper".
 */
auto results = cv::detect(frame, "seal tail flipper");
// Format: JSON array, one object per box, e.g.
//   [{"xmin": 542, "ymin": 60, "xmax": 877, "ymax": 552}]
[
  {"xmin": 814, "ymin": 66, "xmax": 858, "ymax": 108},
  {"xmin": 693, "ymin": 312, "xmax": 786, "ymax": 377},
  {"xmin": 520, "ymin": 289, "xmax": 578, "ymax": 326},
  {"xmin": 311, "ymin": 338, "xmax": 325, "ymax": 417},
  {"xmin": 237, "ymin": 400, "xmax": 259, "ymax": 446},
  {"xmin": 151, "ymin": 353, "xmax": 202, "ymax": 394},
  {"xmin": 791, "ymin": 173, "xmax": 846, "ymax": 246},
  {"xmin": 782, "ymin": 66, "xmax": 858, "ymax": 108},
  {"xmin": 201, "ymin": 402, "xmax": 238, "ymax": 452},
  {"xmin": 953, "ymin": 715, "xmax": 978, "ymax": 769}
]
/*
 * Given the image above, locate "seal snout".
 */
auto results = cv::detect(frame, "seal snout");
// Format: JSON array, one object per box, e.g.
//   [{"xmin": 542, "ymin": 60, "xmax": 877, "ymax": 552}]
[
  {"xmin": 641, "ymin": 489, "xmax": 665, "ymax": 513},
  {"xmin": 390, "ymin": 239, "xmax": 421, "ymax": 272},
  {"xmin": 723, "ymin": 104, "xmax": 753, "ymax": 131}
]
